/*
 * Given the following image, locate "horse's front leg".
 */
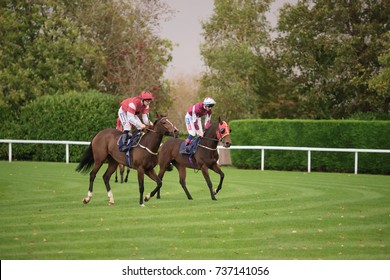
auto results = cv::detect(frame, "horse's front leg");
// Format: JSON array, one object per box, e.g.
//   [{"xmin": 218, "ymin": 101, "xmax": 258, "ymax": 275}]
[
  {"xmin": 211, "ymin": 163, "xmax": 225, "ymax": 195},
  {"xmin": 201, "ymin": 166, "xmax": 217, "ymax": 200},
  {"xmin": 178, "ymin": 165, "xmax": 193, "ymax": 200},
  {"xmin": 137, "ymin": 168, "xmax": 146, "ymax": 206},
  {"xmin": 144, "ymin": 169, "xmax": 162, "ymax": 203}
]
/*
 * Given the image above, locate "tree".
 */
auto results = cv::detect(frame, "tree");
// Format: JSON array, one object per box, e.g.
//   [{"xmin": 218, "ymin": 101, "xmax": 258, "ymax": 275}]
[
  {"xmin": 0, "ymin": 0, "xmax": 103, "ymax": 112},
  {"xmin": 369, "ymin": 31, "xmax": 390, "ymax": 114},
  {"xmin": 75, "ymin": 0, "xmax": 173, "ymax": 99},
  {"xmin": 199, "ymin": 0, "xmax": 281, "ymax": 121},
  {"xmin": 0, "ymin": 0, "xmax": 174, "ymax": 114},
  {"xmin": 276, "ymin": 0, "xmax": 390, "ymax": 119}
]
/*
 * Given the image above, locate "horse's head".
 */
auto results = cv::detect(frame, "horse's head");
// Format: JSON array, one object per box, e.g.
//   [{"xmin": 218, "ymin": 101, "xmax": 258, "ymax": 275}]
[
  {"xmin": 216, "ymin": 117, "xmax": 232, "ymax": 148},
  {"xmin": 153, "ymin": 114, "xmax": 179, "ymax": 138}
]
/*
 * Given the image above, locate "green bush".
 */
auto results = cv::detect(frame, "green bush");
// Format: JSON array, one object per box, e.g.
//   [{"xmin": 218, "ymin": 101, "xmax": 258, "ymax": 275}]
[
  {"xmin": 1, "ymin": 91, "xmax": 120, "ymax": 162},
  {"xmin": 229, "ymin": 119, "xmax": 390, "ymax": 174}
]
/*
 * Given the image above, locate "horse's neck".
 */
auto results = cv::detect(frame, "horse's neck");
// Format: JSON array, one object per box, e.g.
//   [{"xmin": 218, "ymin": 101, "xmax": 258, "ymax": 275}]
[
  {"xmin": 140, "ymin": 132, "xmax": 163, "ymax": 150},
  {"xmin": 202, "ymin": 125, "xmax": 218, "ymax": 148}
]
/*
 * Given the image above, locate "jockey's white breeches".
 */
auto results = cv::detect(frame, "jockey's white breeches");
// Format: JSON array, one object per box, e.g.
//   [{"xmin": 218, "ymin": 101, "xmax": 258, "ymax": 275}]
[{"xmin": 118, "ymin": 107, "xmax": 135, "ymax": 131}]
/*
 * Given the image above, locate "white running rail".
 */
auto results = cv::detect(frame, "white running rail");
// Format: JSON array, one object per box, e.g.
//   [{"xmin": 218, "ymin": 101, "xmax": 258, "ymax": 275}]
[
  {"xmin": 218, "ymin": 145, "xmax": 390, "ymax": 174},
  {"xmin": 1, "ymin": 139, "xmax": 389, "ymax": 174}
]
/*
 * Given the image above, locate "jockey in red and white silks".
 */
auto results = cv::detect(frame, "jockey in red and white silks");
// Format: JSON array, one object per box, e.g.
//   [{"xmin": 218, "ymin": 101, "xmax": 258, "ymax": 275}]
[
  {"xmin": 184, "ymin": 97, "xmax": 216, "ymax": 146},
  {"xmin": 118, "ymin": 91, "xmax": 153, "ymax": 152}
]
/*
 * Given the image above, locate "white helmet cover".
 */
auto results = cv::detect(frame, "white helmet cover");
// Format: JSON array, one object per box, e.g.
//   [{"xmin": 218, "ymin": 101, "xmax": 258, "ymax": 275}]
[{"xmin": 203, "ymin": 97, "xmax": 216, "ymax": 106}]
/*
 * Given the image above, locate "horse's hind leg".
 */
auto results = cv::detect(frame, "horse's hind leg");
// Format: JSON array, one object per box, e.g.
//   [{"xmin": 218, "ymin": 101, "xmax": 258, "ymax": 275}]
[
  {"xmin": 115, "ymin": 167, "xmax": 118, "ymax": 183},
  {"xmin": 103, "ymin": 158, "xmax": 118, "ymax": 205},
  {"xmin": 119, "ymin": 164, "xmax": 125, "ymax": 183},
  {"xmin": 82, "ymin": 162, "xmax": 103, "ymax": 204},
  {"xmin": 124, "ymin": 167, "xmax": 130, "ymax": 183}
]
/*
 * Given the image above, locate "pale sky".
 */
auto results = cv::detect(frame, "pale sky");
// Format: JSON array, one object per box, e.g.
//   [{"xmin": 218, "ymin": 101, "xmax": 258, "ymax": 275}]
[{"xmin": 160, "ymin": 0, "xmax": 296, "ymax": 78}]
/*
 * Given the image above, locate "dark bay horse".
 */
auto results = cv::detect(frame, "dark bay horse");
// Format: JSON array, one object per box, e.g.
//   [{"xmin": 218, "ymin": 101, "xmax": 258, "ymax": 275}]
[
  {"xmin": 144, "ymin": 117, "xmax": 231, "ymax": 202},
  {"xmin": 115, "ymin": 164, "xmax": 130, "ymax": 183},
  {"xmin": 76, "ymin": 115, "xmax": 178, "ymax": 206}
]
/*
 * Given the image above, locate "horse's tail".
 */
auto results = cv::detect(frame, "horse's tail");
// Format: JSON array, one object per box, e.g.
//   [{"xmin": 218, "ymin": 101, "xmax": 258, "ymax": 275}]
[{"xmin": 76, "ymin": 143, "xmax": 94, "ymax": 174}]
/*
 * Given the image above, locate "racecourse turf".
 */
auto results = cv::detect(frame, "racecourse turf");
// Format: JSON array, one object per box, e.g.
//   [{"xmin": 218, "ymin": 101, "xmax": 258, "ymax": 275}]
[{"xmin": 0, "ymin": 161, "xmax": 388, "ymax": 260}]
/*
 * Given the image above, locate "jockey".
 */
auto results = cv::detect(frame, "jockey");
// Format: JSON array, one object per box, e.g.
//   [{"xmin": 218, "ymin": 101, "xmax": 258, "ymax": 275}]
[
  {"xmin": 118, "ymin": 91, "xmax": 154, "ymax": 152},
  {"xmin": 184, "ymin": 97, "xmax": 216, "ymax": 146}
]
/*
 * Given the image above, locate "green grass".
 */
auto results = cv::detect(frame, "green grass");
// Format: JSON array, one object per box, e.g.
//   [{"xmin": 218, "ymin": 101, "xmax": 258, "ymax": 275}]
[{"xmin": 0, "ymin": 161, "xmax": 389, "ymax": 260}]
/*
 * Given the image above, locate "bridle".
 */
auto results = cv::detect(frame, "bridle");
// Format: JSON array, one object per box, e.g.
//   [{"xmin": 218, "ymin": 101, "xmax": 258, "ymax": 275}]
[
  {"xmin": 137, "ymin": 117, "xmax": 178, "ymax": 155},
  {"xmin": 198, "ymin": 121, "xmax": 231, "ymax": 151},
  {"xmin": 144, "ymin": 117, "xmax": 178, "ymax": 136}
]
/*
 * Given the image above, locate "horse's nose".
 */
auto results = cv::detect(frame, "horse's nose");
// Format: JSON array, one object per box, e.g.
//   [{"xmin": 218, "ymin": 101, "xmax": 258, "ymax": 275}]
[{"xmin": 224, "ymin": 142, "xmax": 231, "ymax": 148}]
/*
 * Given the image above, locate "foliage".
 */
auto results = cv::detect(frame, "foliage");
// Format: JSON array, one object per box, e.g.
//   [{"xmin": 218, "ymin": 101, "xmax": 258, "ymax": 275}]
[
  {"xmin": 199, "ymin": 0, "xmax": 284, "ymax": 121},
  {"xmin": 369, "ymin": 31, "xmax": 390, "ymax": 103},
  {"xmin": 1, "ymin": 162, "xmax": 389, "ymax": 260},
  {"xmin": 1, "ymin": 91, "xmax": 120, "ymax": 162},
  {"xmin": 0, "ymin": 0, "xmax": 173, "ymax": 114},
  {"xmin": 275, "ymin": 0, "xmax": 390, "ymax": 119},
  {"xmin": 229, "ymin": 119, "xmax": 390, "ymax": 174},
  {"xmin": 75, "ymin": 0, "xmax": 173, "ymax": 98},
  {"xmin": 0, "ymin": 0, "xmax": 103, "ymax": 112}
]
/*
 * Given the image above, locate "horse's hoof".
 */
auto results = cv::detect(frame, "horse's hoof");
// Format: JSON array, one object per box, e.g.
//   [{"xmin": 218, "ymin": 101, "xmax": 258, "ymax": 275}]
[
  {"xmin": 82, "ymin": 198, "xmax": 89, "ymax": 204},
  {"xmin": 144, "ymin": 195, "xmax": 150, "ymax": 202},
  {"xmin": 108, "ymin": 201, "xmax": 114, "ymax": 206},
  {"xmin": 139, "ymin": 204, "xmax": 145, "ymax": 207}
]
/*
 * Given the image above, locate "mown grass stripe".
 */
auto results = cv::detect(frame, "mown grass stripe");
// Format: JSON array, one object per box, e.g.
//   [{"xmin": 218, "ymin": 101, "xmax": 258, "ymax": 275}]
[{"xmin": 0, "ymin": 161, "xmax": 389, "ymax": 260}]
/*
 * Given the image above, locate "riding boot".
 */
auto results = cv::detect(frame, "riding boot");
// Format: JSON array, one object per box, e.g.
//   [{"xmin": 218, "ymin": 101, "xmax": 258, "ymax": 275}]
[{"xmin": 119, "ymin": 131, "xmax": 130, "ymax": 152}]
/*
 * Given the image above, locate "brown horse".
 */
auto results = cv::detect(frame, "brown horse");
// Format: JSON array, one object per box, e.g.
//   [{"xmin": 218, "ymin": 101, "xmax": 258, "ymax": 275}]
[
  {"xmin": 76, "ymin": 114, "xmax": 178, "ymax": 206},
  {"xmin": 144, "ymin": 117, "xmax": 231, "ymax": 202},
  {"xmin": 115, "ymin": 164, "xmax": 130, "ymax": 183}
]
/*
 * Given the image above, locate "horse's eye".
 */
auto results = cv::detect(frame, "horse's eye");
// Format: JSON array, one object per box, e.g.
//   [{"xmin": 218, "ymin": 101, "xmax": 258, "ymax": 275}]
[{"xmin": 220, "ymin": 128, "xmax": 225, "ymax": 134}]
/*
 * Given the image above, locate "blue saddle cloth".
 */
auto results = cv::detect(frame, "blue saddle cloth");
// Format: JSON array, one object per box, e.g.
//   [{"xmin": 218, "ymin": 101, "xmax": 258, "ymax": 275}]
[
  {"xmin": 117, "ymin": 131, "xmax": 142, "ymax": 167},
  {"xmin": 179, "ymin": 137, "xmax": 201, "ymax": 156}
]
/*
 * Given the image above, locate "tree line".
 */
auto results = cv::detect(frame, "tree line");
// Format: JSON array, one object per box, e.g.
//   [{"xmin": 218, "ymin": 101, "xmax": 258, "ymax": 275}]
[
  {"xmin": 200, "ymin": 0, "xmax": 390, "ymax": 120},
  {"xmin": 1, "ymin": 0, "xmax": 389, "ymax": 125},
  {"xmin": 1, "ymin": 0, "xmax": 174, "ymax": 114}
]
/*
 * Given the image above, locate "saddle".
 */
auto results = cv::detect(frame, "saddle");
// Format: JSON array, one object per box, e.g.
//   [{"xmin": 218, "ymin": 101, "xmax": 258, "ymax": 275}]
[
  {"xmin": 179, "ymin": 137, "xmax": 201, "ymax": 156},
  {"xmin": 117, "ymin": 131, "xmax": 142, "ymax": 167}
]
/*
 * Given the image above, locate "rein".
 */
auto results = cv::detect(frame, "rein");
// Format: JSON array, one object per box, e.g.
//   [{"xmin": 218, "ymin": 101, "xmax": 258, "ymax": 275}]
[
  {"xmin": 201, "ymin": 136, "xmax": 220, "ymax": 142},
  {"xmin": 198, "ymin": 133, "xmax": 230, "ymax": 151},
  {"xmin": 198, "ymin": 144, "xmax": 218, "ymax": 151},
  {"xmin": 136, "ymin": 118, "xmax": 177, "ymax": 155}
]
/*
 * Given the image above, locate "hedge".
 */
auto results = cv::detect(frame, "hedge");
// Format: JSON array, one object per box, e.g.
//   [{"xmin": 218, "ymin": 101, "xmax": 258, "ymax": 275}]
[
  {"xmin": 229, "ymin": 119, "xmax": 390, "ymax": 174},
  {"xmin": 0, "ymin": 91, "xmax": 120, "ymax": 162}
]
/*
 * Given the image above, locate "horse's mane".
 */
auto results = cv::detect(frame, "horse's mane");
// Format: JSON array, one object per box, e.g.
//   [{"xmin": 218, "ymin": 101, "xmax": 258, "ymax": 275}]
[
  {"xmin": 152, "ymin": 114, "xmax": 166, "ymax": 126},
  {"xmin": 204, "ymin": 121, "xmax": 219, "ymax": 136}
]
